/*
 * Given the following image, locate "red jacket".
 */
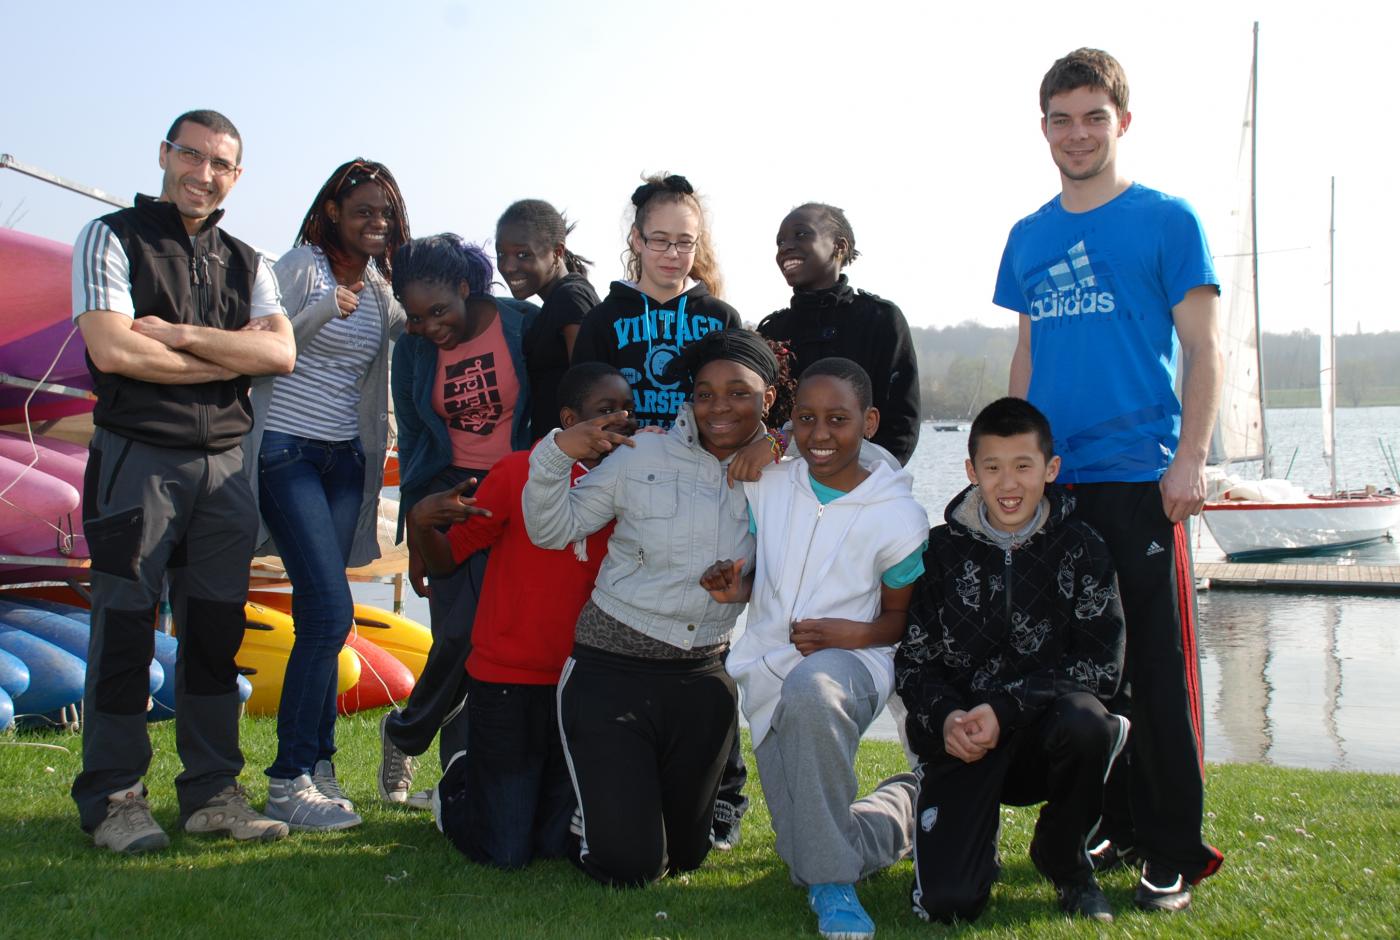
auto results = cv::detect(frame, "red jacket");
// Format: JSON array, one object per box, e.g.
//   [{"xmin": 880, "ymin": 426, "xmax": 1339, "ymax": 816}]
[{"xmin": 448, "ymin": 448, "xmax": 613, "ymax": 684}]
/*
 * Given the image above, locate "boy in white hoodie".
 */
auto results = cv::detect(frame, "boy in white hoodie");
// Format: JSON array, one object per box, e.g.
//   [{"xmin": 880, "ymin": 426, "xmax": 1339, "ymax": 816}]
[{"xmin": 702, "ymin": 358, "xmax": 928, "ymax": 940}]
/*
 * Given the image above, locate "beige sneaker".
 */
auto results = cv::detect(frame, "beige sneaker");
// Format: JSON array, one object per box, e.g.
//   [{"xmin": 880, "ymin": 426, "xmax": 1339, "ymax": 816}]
[
  {"xmin": 93, "ymin": 788, "xmax": 170, "ymax": 854},
  {"xmin": 183, "ymin": 784, "xmax": 289, "ymax": 842}
]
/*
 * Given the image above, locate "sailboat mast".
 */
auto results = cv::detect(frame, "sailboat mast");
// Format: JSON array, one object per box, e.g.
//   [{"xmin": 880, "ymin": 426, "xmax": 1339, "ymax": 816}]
[
  {"xmin": 1249, "ymin": 21, "xmax": 1273, "ymax": 478},
  {"xmin": 1327, "ymin": 177, "xmax": 1338, "ymax": 495}
]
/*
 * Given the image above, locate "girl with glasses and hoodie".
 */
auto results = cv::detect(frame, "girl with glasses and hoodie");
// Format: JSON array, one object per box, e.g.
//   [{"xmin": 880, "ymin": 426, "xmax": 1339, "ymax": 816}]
[
  {"xmin": 245, "ymin": 159, "xmax": 410, "ymax": 831},
  {"xmin": 572, "ymin": 174, "xmax": 743, "ymax": 430}
]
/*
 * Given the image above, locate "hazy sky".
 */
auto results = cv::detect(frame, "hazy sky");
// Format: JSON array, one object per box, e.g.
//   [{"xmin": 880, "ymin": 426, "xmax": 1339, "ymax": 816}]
[{"xmin": 2, "ymin": 1, "xmax": 1389, "ymax": 337}]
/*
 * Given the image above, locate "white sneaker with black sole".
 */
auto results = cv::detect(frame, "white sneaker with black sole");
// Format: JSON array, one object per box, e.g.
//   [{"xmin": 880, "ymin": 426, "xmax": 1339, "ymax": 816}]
[{"xmin": 265, "ymin": 774, "xmax": 362, "ymax": 831}]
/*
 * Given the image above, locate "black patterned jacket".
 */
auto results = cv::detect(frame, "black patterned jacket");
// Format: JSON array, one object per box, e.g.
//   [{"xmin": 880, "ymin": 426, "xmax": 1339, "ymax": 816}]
[{"xmin": 895, "ymin": 483, "xmax": 1125, "ymax": 763}]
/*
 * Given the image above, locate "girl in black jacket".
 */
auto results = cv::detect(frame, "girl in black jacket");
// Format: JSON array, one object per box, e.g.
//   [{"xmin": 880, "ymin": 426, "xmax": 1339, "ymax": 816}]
[{"xmin": 759, "ymin": 203, "xmax": 921, "ymax": 464}]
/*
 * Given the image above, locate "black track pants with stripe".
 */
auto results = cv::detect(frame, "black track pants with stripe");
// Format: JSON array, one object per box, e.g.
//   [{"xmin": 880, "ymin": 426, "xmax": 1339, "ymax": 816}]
[
  {"xmin": 556, "ymin": 644, "xmax": 736, "ymax": 887},
  {"xmin": 1070, "ymin": 481, "xmax": 1222, "ymax": 882}
]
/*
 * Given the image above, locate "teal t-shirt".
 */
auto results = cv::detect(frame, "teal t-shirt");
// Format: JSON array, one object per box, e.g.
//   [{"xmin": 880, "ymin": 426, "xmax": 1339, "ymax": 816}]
[{"xmin": 748, "ymin": 474, "xmax": 926, "ymax": 588}]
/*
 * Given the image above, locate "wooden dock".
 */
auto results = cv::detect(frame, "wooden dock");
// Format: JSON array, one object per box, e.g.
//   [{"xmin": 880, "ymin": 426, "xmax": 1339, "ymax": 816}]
[{"xmin": 1196, "ymin": 562, "xmax": 1400, "ymax": 593}]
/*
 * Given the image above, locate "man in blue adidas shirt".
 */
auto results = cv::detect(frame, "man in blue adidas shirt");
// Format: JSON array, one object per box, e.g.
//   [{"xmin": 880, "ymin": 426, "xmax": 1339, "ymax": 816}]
[{"xmin": 994, "ymin": 48, "xmax": 1224, "ymax": 912}]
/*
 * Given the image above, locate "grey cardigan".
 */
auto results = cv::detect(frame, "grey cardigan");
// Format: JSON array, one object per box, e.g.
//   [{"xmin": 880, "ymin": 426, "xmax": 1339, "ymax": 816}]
[
  {"xmin": 522, "ymin": 404, "xmax": 756, "ymax": 651},
  {"xmin": 244, "ymin": 246, "xmax": 406, "ymax": 567}
]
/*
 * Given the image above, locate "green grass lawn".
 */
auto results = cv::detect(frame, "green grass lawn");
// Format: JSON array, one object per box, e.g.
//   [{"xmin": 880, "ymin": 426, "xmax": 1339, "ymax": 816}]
[{"xmin": 2, "ymin": 711, "xmax": 1397, "ymax": 939}]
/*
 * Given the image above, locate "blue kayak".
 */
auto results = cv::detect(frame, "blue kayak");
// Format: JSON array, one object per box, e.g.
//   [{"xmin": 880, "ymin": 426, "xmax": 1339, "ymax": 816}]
[
  {"xmin": 0, "ymin": 686, "xmax": 12, "ymax": 730},
  {"xmin": 3, "ymin": 597, "xmax": 251, "ymax": 718},
  {"xmin": 0, "ymin": 600, "xmax": 163, "ymax": 697},
  {"xmin": 0, "ymin": 626, "xmax": 84, "ymax": 714},
  {"xmin": 0, "ymin": 646, "xmax": 29, "ymax": 698}
]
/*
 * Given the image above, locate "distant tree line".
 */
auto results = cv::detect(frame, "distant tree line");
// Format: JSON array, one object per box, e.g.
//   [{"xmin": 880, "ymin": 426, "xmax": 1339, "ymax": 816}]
[
  {"xmin": 1262, "ymin": 330, "xmax": 1400, "ymax": 406},
  {"xmin": 906, "ymin": 324, "xmax": 1400, "ymax": 418}
]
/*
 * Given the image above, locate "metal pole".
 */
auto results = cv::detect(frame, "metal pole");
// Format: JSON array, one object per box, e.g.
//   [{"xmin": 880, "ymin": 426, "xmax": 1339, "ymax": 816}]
[{"xmin": 0, "ymin": 153, "xmax": 129, "ymax": 208}]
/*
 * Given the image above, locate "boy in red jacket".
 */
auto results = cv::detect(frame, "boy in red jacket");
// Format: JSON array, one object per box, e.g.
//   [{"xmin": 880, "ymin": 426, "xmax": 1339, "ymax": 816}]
[{"xmin": 409, "ymin": 363, "xmax": 635, "ymax": 868}]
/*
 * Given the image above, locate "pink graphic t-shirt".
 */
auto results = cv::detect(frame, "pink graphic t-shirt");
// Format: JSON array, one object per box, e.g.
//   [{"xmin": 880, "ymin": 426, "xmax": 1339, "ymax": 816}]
[{"xmin": 431, "ymin": 311, "xmax": 519, "ymax": 471}]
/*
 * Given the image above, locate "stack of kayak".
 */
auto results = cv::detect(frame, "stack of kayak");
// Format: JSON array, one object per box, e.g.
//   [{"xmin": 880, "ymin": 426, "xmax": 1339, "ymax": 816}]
[
  {"xmin": 0, "ymin": 430, "xmax": 89, "ymax": 581},
  {"xmin": 0, "ymin": 227, "xmax": 94, "ymax": 425},
  {"xmin": 0, "ymin": 590, "xmax": 429, "ymax": 731}
]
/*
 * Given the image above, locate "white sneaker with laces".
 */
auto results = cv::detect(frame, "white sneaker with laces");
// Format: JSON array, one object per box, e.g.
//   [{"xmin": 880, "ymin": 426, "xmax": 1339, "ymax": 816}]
[{"xmin": 265, "ymin": 774, "xmax": 362, "ymax": 831}]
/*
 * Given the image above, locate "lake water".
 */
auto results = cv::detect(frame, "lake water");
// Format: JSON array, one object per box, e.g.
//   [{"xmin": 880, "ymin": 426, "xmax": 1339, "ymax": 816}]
[{"xmin": 362, "ymin": 407, "xmax": 1400, "ymax": 774}]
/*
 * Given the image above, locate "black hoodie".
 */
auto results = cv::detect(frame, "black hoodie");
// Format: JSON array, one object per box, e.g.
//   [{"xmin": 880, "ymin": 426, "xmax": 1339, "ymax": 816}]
[
  {"xmin": 573, "ymin": 280, "xmax": 741, "ymax": 427},
  {"xmin": 757, "ymin": 276, "xmax": 920, "ymax": 464},
  {"xmin": 894, "ymin": 483, "xmax": 1126, "ymax": 764}
]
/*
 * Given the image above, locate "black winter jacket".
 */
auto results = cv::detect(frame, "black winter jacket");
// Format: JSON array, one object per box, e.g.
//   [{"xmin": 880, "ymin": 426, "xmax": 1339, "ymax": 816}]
[
  {"xmin": 757, "ymin": 276, "xmax": 920, "ymax": 464},
  {"xmin": 895, "ymin": 483, "xmax": 1125, "ymax": 763}
]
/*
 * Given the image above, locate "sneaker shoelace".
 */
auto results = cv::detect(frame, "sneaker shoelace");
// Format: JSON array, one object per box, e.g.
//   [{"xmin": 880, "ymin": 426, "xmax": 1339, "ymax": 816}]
[
  {"xmin": 211, "ymin": 784, "xmax": 257, "ymax": 812},
  {"xmin": 313, "ymin": 771, "xmax": 350, "ymax": 805},
  {"xmin": 712, "ymin": 801, "xmax": 738, "ymax": 827},
  {"xmin": 112, "ymin": 793, "xmax": 156, "ymax": 832},
  {"xmin": 383, "ymin": 742, "xmax": 415, "ymax": 789}
]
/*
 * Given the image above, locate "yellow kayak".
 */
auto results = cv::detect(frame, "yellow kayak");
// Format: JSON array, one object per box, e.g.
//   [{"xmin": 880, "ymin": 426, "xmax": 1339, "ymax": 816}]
[
  {"xmin": 238, "ymin": 602, "xmax": 360, "ymax": 715},
  {"xmin": 248, "ymin": 592, "xmax": 431, "ymax": 681}
]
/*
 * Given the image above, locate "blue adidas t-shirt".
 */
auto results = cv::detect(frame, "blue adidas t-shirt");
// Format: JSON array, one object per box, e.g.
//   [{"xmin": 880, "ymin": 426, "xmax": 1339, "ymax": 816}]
[{"xmin": 993, "ymin": 183, "xmax": 1219, "ymax": 483}]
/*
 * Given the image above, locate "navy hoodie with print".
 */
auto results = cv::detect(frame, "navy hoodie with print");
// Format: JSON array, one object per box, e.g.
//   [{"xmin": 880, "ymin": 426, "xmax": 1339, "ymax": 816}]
[{"xmin": 573, "ymin": 280, "xmax": 742, "ymax": 428}]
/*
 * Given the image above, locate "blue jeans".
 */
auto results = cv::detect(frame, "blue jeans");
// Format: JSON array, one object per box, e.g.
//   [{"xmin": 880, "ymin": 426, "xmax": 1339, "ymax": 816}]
[
  {"xmin": 257, "ymin": 431, "xmax": 366, "ymax": 780},
  {"xmin": 437, "ymin": 676, "xmax": 575, "ymax": 869}
]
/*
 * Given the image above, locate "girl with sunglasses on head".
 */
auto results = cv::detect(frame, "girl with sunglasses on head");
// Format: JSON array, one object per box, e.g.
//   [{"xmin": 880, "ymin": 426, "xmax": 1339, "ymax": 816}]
[
  {"xmin": 245, "ymin": 159, "xmax": 410, "ymax": 831},
  {"xmin": 572, "ymin": 173, "xmax": 741, "ymax": 430},
  {"xmin": 495, "ymin": 199, "xmax": 600, "ymax": 442}
]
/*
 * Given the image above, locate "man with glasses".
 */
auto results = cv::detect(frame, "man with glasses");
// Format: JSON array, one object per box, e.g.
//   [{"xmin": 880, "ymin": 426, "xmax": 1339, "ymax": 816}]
[{"xmin": 70, "ymin": 109, "xmax": 296, "ymax": 853}]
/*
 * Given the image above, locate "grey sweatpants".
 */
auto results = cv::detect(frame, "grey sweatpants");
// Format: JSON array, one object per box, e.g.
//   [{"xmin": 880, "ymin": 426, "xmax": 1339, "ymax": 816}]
[
  {"xmin": 755, "ymin": 648, "xmax": 916, "ymax": 886},
  {"xmin": 72, "ymin": 427, "xmax": 257, "ymax": 831}
]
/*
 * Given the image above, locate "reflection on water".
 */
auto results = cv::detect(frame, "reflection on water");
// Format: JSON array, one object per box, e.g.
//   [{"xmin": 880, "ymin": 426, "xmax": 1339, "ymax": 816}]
[{"xmin": 1198, "ymin": 590, "xmax": 1400, "ymax": 773}]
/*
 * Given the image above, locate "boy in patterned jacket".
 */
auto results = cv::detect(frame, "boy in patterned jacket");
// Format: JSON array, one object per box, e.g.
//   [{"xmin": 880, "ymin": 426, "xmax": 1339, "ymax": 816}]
[{"xmin": 894, "ymin": 397, "xmax": 1128, "ymax": 924}]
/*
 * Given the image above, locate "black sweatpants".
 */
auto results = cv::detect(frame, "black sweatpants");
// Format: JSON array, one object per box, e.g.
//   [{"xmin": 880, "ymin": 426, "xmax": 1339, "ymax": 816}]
[
  {"xmin": 1070, "ymin": 481, "xmax": 1222, "ymax": 882},
  {"xmin": 910, "ymin": 693, "xmax": 1126, "ymax": 923},
  {"xmin": 557, "ymin": 644, "xmax": 736, "ymax": 888}
]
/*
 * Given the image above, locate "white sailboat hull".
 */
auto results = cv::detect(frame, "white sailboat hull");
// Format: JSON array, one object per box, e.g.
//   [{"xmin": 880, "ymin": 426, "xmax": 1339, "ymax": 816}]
[{"xmin": 1202, "ymin": 494, "xmax": 1400, "ymax": 559}]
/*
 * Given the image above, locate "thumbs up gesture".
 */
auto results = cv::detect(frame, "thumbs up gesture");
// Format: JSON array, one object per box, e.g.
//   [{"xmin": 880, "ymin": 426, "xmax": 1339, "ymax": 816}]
[{"xmin": 334, "ymin": 281, "xmax": 364, "ymax": 318}]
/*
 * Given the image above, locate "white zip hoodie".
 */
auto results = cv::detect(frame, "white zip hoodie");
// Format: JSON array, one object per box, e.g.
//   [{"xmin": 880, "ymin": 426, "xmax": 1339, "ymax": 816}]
[{"xmin": 727, "ymin": 453, "xmax": 929, "ymax": 747}]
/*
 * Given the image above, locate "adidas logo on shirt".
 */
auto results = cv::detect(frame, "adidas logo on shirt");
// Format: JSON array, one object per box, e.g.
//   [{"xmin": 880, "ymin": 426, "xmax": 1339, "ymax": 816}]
[
  {"xmin": 1027, "ymin": 240, "xmax": 1117, "ymax": 321},
  {"xmin": 1145, "ymin": 541, "xmax": 1166, "ymax": 557}
]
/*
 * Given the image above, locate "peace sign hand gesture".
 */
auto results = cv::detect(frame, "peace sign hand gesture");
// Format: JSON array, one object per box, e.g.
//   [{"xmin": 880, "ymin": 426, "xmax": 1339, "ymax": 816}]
[{"xmin": 553, "ymin": 412, "xmax": 636, "ymax": 461}]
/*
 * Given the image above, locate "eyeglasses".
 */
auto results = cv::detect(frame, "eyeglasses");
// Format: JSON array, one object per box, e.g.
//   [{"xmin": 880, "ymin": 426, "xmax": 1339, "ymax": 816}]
[
  {"xmin": 163, "ymin": 140, "xmax": 239, "ymax": 177},
  {"xmin": 642, "ymin": 236, "xmax": 697, "ymax": 254}
]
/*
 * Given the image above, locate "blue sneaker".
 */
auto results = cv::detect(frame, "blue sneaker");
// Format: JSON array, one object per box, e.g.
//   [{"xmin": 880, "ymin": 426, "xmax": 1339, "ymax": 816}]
[{"xmin": 808, "ymin": 883, "xmax": 875, "ymax": 939}]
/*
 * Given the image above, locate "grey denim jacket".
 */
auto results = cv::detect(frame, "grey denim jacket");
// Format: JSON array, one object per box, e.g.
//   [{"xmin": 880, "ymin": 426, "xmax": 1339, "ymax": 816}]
[{"xmin": 522, "ymin": 404, "xmax": 755, "ymax": 651}]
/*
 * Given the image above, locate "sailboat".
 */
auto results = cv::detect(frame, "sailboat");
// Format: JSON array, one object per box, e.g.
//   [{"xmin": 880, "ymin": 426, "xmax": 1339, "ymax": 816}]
[{"xmin": 1200, "ymin": 24, "xmax": 1400, "ymax": 559}]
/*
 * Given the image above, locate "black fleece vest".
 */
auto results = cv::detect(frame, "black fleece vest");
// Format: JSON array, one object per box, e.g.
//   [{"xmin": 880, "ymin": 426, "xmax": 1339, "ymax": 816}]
[{"xmin": 87, "ymin": 195, "xmax": 258, "ymax": 452}]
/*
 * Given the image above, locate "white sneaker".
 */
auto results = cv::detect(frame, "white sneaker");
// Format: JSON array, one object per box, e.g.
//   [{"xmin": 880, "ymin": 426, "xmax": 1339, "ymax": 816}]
[
  {"xmin": 265, "ymin": 775, "xmax": 362, "ymax": 831},
  {"xmin": 312, "ymin": 760, "xmax": 354, "ymax": 811}
]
